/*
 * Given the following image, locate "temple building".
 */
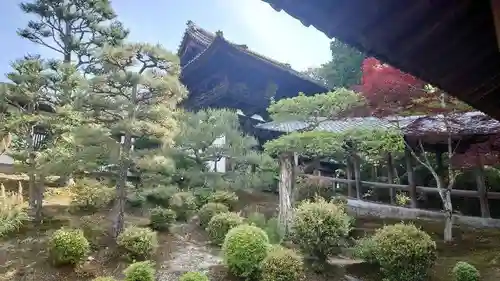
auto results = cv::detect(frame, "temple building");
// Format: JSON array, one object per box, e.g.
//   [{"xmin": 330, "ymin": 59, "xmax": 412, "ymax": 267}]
[{"xmin": 177, "ymin": 21, "xmax": 328, "ymax": 120}]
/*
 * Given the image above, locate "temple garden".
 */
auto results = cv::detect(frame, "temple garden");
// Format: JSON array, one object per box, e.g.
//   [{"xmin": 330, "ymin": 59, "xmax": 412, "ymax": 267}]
[{"xmin": 2, "ymin": 1, "xmax": 500, "ymax": 281}]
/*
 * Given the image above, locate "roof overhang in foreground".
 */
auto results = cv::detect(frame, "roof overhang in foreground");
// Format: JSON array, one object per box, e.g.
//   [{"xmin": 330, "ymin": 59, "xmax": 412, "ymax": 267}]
[{"xmin": 260, "ymin": 0, "xmax": 500, "ymax": 120}]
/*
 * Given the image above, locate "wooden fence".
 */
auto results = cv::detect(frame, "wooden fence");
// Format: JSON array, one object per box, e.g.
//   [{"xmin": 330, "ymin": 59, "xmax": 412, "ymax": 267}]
[{"xmin": 304, "ymin": 174, "xmax": 497, "ymax": 217}]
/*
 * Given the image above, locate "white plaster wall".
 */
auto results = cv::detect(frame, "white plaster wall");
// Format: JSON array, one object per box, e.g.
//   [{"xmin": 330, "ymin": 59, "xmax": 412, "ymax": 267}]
[{"xmin": 207, "ymin": 135, "xmax": 226, "ymax": 173}]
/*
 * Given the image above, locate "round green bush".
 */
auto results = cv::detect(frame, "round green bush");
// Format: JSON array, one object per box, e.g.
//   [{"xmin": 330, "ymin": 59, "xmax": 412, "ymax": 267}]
[
  {"xmin": 192, "ymin": 188, "xmax": 213, "ymax": 208},
  {"xmin": 352, "ymin": 236, "xmax": 377, "ymax": 264},
  {"xmin": 117, "ymin": 226, "xmax": 158, "ymax": 260},
  {"xmin": 123, "ymin": 261, "xmax": 155, "ymax": 281},
  {"xmin": 199, "ymin": 202, "xmax": 229, "ymax": 227},
  {"xmin": 79, "ymin": 215, "xmax": 108, "ymax": 248},
  {"xmin": 452, "ymin": 261, "xmax": 480, "ymax": 281},
  {"xmin": 371, "ymin": 223, "xmax": 437, "ymax": 281},
  {"xmin": 222, "ymin": 224, "xmax": 270, "ymax": 278},
  {"xmin": 261, "ymin": 245, "xmax": 304, "ymax": 281},
  {"xmin": 142, "ymin": 185, "xmax": 178, "ymax": 208},
  {"xmin": 208, "ymin": 190, "xmax": 238, "ymax": 210},
  {"xmin": 291, "ymin": 198, "xmax": 352, "ymax": 261},
  {"xmin": 169, "ymin": 192, "xmax": 197, "ymax": 221},
  {"xmin": 207, "ymin": 212, "xmax": 244, "ymax": 245},
  {"xmin": 92, "ymin": 277, "xmax": 117, "ymax": 281},
  {"xmin": 49, "ymin": 228, "xmax": 90, "ymax": 266},
  {"xmin": 149, "ymin": 207, "xmax": 176, "ymax": 231},
  {"xmin": 179, "ymin": 271, "xmax": 209, "ymax": 281},
  {"xmin": 70, "ymin": 179, "xmax": 114, "ymax": 212}
]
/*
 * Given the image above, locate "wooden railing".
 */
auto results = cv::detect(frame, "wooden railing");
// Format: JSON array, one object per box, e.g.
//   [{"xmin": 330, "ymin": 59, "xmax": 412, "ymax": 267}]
[{"xmin": 304, "ymin": 174, "xmax": 500, "ymax": 199}]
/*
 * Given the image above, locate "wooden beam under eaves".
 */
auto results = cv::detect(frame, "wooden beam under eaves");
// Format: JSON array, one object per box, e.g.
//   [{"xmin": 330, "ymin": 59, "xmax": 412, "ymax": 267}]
[{"xmin": 491, "ymin": 0, "xmax": 500, "ymax": 50}]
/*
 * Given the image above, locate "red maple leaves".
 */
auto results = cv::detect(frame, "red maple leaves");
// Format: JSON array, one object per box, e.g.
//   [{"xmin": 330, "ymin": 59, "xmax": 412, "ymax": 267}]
[{"xmin": 359, "ymin": 57, "xmax": 428, "ymax": 116}]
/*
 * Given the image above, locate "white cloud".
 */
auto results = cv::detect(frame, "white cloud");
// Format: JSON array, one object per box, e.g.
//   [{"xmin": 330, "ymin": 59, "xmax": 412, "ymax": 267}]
[{"xmin": 214, "ymin": 0, "xmax": 331, "ymax": 70}]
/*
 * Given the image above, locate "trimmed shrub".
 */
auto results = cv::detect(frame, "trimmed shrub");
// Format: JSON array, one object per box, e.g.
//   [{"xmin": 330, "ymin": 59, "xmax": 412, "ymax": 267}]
[
  {"xmin": 208, "ymin": 190, "xmax": 238, "ymax": 210},
  {"xmin": 331, "ymin": 195, "xmax": 348, "ymax": 208},
  {"xmin": 246, "ymin": 213, "xmax": 280, "ymax": 244},
  {"xmin": 222, "ymin": 224, "xmax": 270, "ymax": 278},
  {"xmin": 92, "ymin": 277, "xmax": 117, "ymax": 281},
  {"xmin": 79, "ymin": 215, "xmax": 107, "ymax": 248},
  {"xmin": 142, "ymin": 185, "xmax": 178, "ymax": 208},
  {"xmin": 179, "ymin": 271, "xmax": 209, "ymax": 281},
  {"xmin": 169, "ymin": 192, "xmax": 197, "ymax": 221},
  {"xmin": 352, "ymin": 236, "xmax": 377, "ymax": 264},
  {"xmin": 261, "ymin": 245, "xmax": 305, "ymax": 281},
  {"xmin": 49, "ymin": 228, "xmax": 90, "ymax": 265},
  {"xmin": 371, "ymin": 223, "xmax": 437, "ymax": 281},
  {"xmin": 70, "ymin": 179, "xmax": 114, "ymax": 212},
  {"xmin": 124, "ymin": 261, "xmax": 155, "ymax": 281},
  {"xmin": 117, "ymin": 226, "xmax": 158, "ymax": 260},
  {"xmin": 127, "ymin": 192, "xmax": 146, "ymax": 208},
  {"xmin": 207, "ymin": 212, "xmax": 244, "ymax": 245},
  {"xmin": 452, "ymin": 261, "xmax": 480, "ymax": 281},
  {"xmin": 294, "ymin": 176, "xmax": 335, "ymax": 202},
  {"xmin": 264, "ymin": 217, "xmax": 281, "ymax": 244},
  {"xmin": 192, "ymin": 188, "xmax": 213, "ymax": 208},
  {"xmin": 149, "ymin": 207, "xmax": 176, "ymax": 231},
  {"xmin": 199, "ymin": 202, "xmax": 229, "ymax": 227},
  {"xmin": 291, "ymin": 197, "xmax": 352, "ymax": 261},
  {"xmin": 246, "ymin": 212, "xmax": 267, "ymax": 228}
]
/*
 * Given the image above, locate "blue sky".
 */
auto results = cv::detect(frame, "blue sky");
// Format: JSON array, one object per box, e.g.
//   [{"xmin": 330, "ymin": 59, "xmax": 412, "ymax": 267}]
[{"xmin": 0, "ymin": 0, "xmax": 332, "ymax": 79}]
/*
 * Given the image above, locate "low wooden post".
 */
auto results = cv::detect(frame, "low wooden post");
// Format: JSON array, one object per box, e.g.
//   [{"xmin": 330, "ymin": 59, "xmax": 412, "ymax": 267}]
[
  {"xmin": 475, "ymin": 157, "xmax": 490, "ymax": 218},
  {"xmin": 346, "ymin": 157, "xmax": 355, "ymax": 198},
  {"xmin": 405, "ymin": 147, "xmax": 418, "ymax": 208},
  {"xmin": 387, "ymin": 153, "xmax": 395, "ymax": 204},
  {"xmin": 353, "ymin": 156, "xmax": 362, "ymax": 199}
]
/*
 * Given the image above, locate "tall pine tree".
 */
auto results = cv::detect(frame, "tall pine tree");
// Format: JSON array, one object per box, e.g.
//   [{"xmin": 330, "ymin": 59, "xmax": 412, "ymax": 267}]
[
  {"xmin": 18, "ymin": 0, "xmax": 129, "ymax": 186},
  {"xmin": 18, "ymin": 0, "xmax": 128, "ymax": 73},
  {"xmin": 83, "ymin": 43, "xmax": 187, "ymax": 237}
]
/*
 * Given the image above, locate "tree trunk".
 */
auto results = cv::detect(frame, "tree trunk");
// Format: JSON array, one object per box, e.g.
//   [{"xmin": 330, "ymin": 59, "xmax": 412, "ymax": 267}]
[
  {"xmin": 443, "ymin": 189, "xmax": 453, "ymax": 242},
  {"xmin": 435, "ymin": 151, "xmax": 453, "ymax": 242},
  {"xmin": 278, "ymin": 153, "xmax": 294, "ymax": 238},
  {"xmin": 111, "ymin": 85, "xmax": 137, "ymax": 239},
  {"xmin": 111, "ymin": 133, "xmax": 132, "ymax": 238},
  {"xmin": 34, "ymin": 177, "xmax": 45, "ymax": 223}
]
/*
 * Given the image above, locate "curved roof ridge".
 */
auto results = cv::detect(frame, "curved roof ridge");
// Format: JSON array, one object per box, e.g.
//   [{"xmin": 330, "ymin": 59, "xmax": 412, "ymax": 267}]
[{"xmin": 178, "ymin": 21, "xmax": 329, "ymax": 91}]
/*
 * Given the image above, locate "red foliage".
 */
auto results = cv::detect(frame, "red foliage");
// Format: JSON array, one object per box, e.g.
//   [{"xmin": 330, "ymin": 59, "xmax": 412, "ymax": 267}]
[{"xmin": 360, "ymin": 57, "xmax": 428, "ymax": 116}]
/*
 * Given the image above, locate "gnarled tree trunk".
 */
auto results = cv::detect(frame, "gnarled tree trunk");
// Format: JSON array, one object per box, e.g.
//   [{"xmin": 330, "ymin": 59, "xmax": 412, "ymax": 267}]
[{"xmin": 278, "ymin": 153, "xmax": 294, "ymax": 238}]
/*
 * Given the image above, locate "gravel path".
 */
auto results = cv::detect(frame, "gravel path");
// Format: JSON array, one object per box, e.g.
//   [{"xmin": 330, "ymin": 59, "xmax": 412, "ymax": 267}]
[{"xmin": 157, "ymin": 222, "xmax": 222, "ymax": 281}]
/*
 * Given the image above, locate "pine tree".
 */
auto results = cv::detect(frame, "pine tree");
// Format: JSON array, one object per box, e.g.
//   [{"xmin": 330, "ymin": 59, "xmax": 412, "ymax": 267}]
[
  {"xmin": 171, "ymin": 109, "xmax": 276, "ymax": 190},
  {"xmin": 0, "ymin": 56, "xmax": 84, "ymax": 221},
  {"xmin": 18, "ymin": 0, "xmax": 129, "ymax": 187},
  {"xmin": 83, "ymin": 43, "xmax": 188, "ymax": 237},
  {"xmin": 18, "ymin": 0, "xmax": 128, "ymax": 72}
]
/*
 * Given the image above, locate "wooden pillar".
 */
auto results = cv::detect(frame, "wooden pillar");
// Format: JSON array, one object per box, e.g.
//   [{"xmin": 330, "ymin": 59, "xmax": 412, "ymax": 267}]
[
  {"xmin": 436, "ymin": 150, "xmax": 444, "ymax": 176},
  {"xmin": 387, "ymin": 153, "xmax": 395, "ymax": 204},
  {"xmin": 346, "ymin": 157, "xmax": 355, "ymax": 198},
  {"xmin": 353, "ymin": 156, "xmax": 362, "ymax": 199},
  {"xmin": 405, "ymin": 147, "xmax": 418, "ymax": 208},
  {"xmin": 475, "ymin": 157, "xmax": 490, "ymax": 218}
]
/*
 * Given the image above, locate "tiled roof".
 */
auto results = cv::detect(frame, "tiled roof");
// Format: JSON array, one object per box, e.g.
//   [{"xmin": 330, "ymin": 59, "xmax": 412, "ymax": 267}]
[
  {"xmin": 178, "ymin": 21, "xmax": 329, "ymax": 91},
  {"xmin": 256, "ymin": 112, "xmax": 500, "ymax": 136},
  {"xmin": 256, "ymin": 117, "xmax": 392, "ymax": 133}
]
